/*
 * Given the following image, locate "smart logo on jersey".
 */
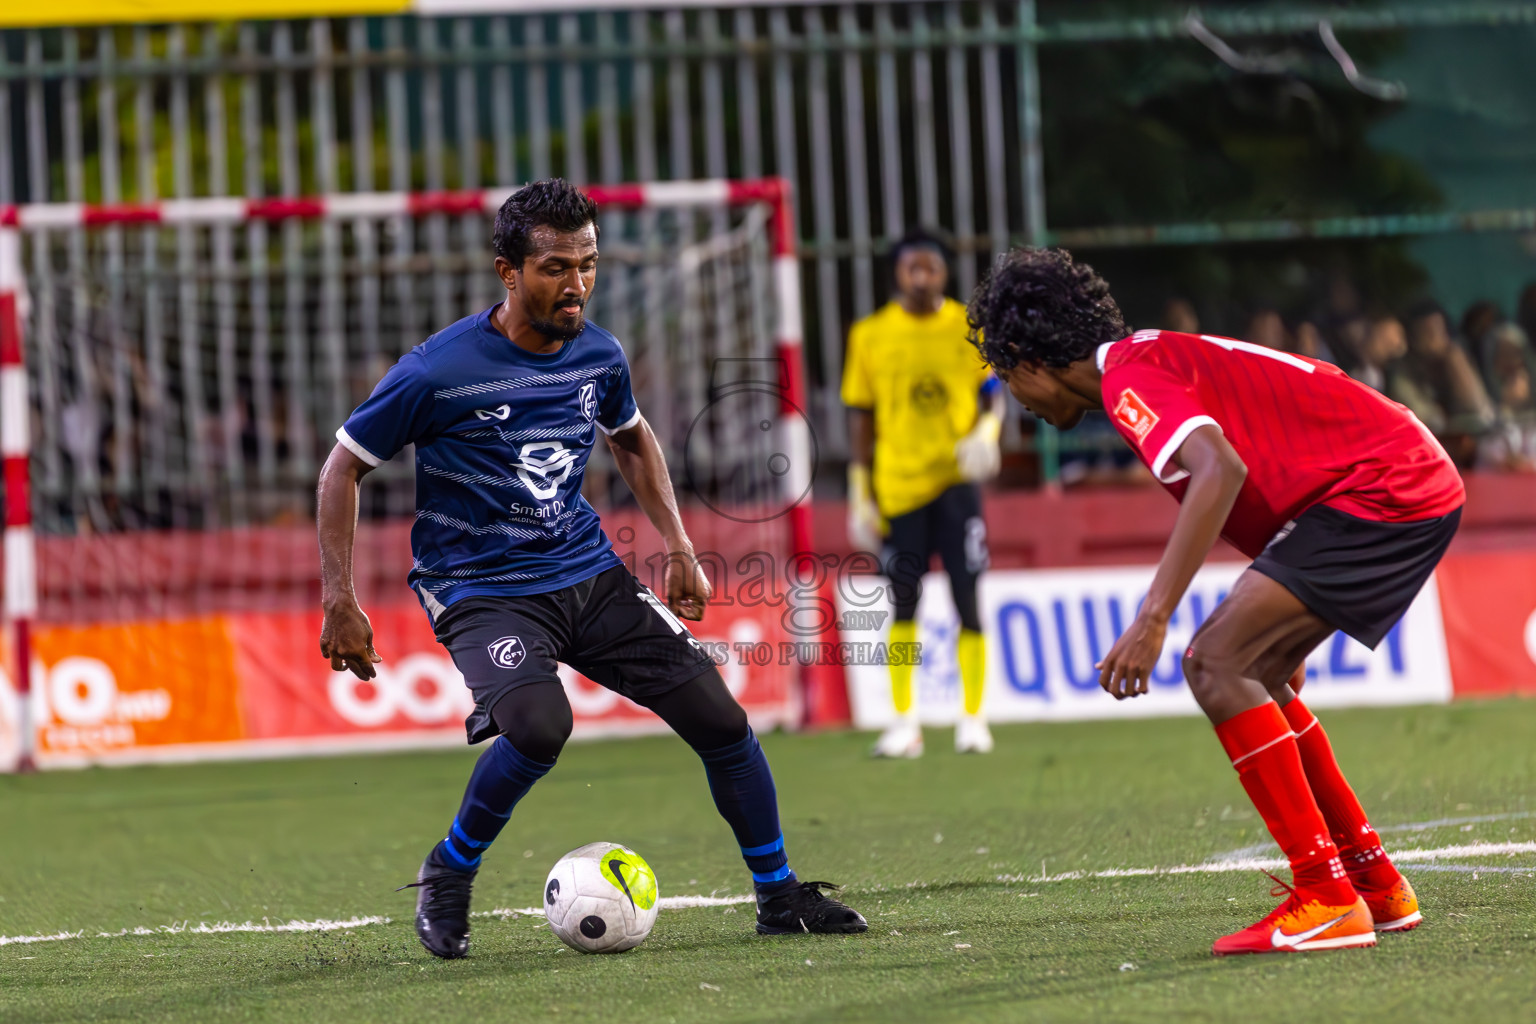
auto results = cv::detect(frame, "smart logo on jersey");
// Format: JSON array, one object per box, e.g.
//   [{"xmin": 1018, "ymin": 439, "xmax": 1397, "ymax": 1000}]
[
  {"xmin": 475, "ymin": 404, "xmax": 512, "ymax": 421},
  {"xmin": 1112, "ymin": 389, "xmax": 1159, "ymax": 443},
  {"xmin": 512, "ymin": 441, "xmax": 579, "ymax": 500},
  {"xmin": 488, "ymin": 636, "xmax": 527, "ymax": 670},
  {"xmin": 579, "ymin": 382, "xmax": 597, "ymax": 421}
]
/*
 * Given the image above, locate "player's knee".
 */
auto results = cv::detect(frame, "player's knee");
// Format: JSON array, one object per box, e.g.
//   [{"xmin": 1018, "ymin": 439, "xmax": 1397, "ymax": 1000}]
[
  {"xmin": 688, "ymin": 682, "xmax": 750, "ymax": 751},
  {"xmin": 650, "ymin": 669, "xmax": 750, "ymax": 752},
  {"xmin": 504, "ymin": 708, "xmax": 572, "ymax": 764},
  {"xmin": 492, "ymin": 684, "xmax": 573, "ymax": 763},
  {"xmin": 701, "ymin": 699, "xmax": 750, "ymax": 751},
  {"xmin": 1181, "ymin": 646, "xmax": 1236, "ymax": 704}
]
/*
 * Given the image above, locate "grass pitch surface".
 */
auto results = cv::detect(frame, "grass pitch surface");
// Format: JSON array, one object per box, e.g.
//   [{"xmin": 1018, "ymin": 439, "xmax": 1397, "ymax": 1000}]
[{"xmin": 2, "ymin": 700, "xmax": 1534, "ymax": 1023}]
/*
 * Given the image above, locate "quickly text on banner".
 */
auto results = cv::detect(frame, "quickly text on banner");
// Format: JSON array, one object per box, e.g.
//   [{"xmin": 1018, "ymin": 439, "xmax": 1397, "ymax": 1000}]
[{"xmin": 840, "ymin": 564, "xmax": 1454, "ymax": 729}]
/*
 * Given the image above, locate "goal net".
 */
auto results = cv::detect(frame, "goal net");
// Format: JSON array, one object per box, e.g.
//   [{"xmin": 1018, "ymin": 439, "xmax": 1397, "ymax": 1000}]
[{"xmin": 0, "ymin": 182, "xmax": 808, "ymax": 769}]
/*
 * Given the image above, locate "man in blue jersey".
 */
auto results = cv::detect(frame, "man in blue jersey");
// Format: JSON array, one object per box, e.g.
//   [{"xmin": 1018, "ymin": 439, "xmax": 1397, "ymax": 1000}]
[{"xmin": 315, "ymin": 179, "xmax": 865, "ymax": 959}]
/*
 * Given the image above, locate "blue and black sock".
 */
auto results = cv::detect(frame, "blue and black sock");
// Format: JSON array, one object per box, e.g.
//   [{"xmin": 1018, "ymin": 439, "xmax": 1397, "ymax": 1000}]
[
  {"xmin": 696, "ymin": 729, "xmax": 798, "ymax": 895},
  {"xmin": 433, "ymin": 736, "xmax": 554, "ymax": 873}
]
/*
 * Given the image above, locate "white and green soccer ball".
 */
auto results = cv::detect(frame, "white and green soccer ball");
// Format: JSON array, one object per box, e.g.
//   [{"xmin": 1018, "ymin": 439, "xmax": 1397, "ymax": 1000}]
[{"xmin": 543, "ymin": 842, "xmax": 659, "ymax": 953}]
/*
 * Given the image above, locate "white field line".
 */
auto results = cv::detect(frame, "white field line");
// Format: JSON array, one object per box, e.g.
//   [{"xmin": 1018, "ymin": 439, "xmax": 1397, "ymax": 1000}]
[
  {"xmin": 6, "ymin": 840, "xmax": 1529, "ymax": 950},
  {"xmin": 0, "ymin": 896, "xmax": 756, "ymax": 949},
  {"xmin": 1002, "ymin": 841, "xmax": 1536, "ymax": 884},
  {"xmin": 1212, "ymin": 810, "xmax": 1536, "ymax": 863},
  {"xmin": 0, "ymin": 915, "xmax": 392, "ymax": 947}
]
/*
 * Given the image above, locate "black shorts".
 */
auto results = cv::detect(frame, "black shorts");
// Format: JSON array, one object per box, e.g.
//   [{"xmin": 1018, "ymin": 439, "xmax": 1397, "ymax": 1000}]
[
  {"xmin": 1250, "ymin": 503, "xmax": 1462, "ymax": 649},
  {"xmin": 431, "ymin": 564, "xmax": 717, "ymax": 744},
  {"xmin": 883, "ymin": 483, "xmax": 989, "ymax": 630}
]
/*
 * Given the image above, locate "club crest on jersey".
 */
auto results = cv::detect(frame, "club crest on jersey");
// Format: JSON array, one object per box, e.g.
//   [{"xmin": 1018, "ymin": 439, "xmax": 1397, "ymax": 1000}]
[
  {"xmin": 1112, "ymin": 389, "xmax": 1159, "ymax": 442},
  {"xmin": 475, "ymin": 404, "xmax": 512, "ymax": 421},
  {"xmin": 512, "ymin": 441, "xmax": 579, "ymax": 500},
  {"xmin": 488, "ymin": 635, "xmax": 526, "ymax": 670},
  {"xmin": 579, "ymin": 381, "xmax": 597, "ymax": 421}
]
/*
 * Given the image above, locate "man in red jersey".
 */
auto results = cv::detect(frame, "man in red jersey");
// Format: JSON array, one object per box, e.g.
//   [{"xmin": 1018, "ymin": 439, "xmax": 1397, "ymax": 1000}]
[{"xmin": 967, "ymin": 249, "xmax": 1463, "ymax": 956}]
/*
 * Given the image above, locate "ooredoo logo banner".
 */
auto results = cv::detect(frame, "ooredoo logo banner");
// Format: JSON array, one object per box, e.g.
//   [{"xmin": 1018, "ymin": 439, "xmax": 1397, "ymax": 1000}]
[
  {"xmin": 232, "ymin": 607, "xmax": 472, "ymax": 739},
  {"xmin": 0, "ymin": 618, "xmax": 243, "ymax": 759},
  {"xmin": 231, "ymin": 602, "xmax": 795, "ymax": 743}
]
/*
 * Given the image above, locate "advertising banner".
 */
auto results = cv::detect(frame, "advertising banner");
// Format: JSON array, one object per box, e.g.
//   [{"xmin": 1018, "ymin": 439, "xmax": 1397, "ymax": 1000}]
[
  {"xmin": 841, "ymin": 564, "xmax": 1454, "ymax": 729},
  {"xmin": 1434, "ymin": 550, "xmax": 1536, "ymax": 697},
  {"xmin": 0, "ymin": 599, "xmax": 793, "ymax": 767}
]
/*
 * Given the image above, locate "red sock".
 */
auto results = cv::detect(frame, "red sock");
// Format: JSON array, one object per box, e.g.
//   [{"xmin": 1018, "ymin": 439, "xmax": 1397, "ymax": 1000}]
[
  {"xmin": 1282, "ymin": 698, "xmax": 1400, "ymax": 891},
  {"xmin": 1214, "ymin": 702, "xmax": 1354, "ymax": 905}
]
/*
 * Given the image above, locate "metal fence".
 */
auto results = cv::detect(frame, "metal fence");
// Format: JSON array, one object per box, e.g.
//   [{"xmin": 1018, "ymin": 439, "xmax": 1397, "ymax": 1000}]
[
  {"xmin": 0, "ymin": 3, "xmax": 1045, "ymax": 474},
  {"xmin": 5, "ymin": 0, "xmax": 1536, "ymax": 511},
  {"xmin": 16, "ymin": 200, "xmax": 778, "ymax": 534}
]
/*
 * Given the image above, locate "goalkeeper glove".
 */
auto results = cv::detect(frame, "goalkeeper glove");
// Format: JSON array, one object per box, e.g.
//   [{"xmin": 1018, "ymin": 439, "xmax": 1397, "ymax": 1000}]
[
  {"xmin": 955, "ymin": 411, "xmax": 1003, "ymax": 481},
  {"xmin": 846, "ymin": 464, "xmax": 886, "ymax": 553}
]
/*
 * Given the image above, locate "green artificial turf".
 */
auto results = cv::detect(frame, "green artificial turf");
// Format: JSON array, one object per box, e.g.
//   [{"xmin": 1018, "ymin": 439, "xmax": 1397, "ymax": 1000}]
[{"xmin": 1, "ymin": 700, "xmax": 1533, "ymax": 1023}]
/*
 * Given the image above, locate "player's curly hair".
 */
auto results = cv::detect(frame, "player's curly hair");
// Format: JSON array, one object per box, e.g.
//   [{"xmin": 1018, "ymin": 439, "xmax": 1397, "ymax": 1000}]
[
  {"xmin": 492, "ymin": 178, "xmax": 600, "ymax": 266},
  {"xmin": 967, "ymin": 247, "xmax": 1127, "ymax": 370}
]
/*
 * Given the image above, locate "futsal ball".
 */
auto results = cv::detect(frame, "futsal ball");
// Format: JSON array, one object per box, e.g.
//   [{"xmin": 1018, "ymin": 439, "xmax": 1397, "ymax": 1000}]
[{"xmin": 544, "ymin": 842, "xmax": 659, "ymax": 953}]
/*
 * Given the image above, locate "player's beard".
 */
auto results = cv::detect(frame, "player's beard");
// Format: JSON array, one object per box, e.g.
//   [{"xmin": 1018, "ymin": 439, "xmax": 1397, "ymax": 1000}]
[{"xmin": 530, "ymin": 302, "xmax": 587, "ymax": 342}]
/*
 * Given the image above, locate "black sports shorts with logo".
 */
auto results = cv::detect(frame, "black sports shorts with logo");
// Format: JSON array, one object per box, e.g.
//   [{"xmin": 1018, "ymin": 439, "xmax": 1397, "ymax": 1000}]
[
  {"xmin": 1250, "ymin": 503, "xmax": 1462, "ymax": 649},
  {"xmin": 430, "ymin": 564, "xmax": 717, "ymax": 744}
]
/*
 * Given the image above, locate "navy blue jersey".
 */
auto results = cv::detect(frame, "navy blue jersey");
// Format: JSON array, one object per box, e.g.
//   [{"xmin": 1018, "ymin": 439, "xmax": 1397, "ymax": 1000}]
[{"xmin": 338, "ymin": 305, "xmax": 640, "ymax": 618}]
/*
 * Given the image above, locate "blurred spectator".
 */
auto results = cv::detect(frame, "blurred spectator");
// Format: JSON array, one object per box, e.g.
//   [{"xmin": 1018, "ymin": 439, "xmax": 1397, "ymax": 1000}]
[
  {"xmin": 1460, "ymin": 299, "xmax": 1504, "ymax": 391},
  {"xmin": 1244, "ymin": 307, "xmax": 1290, "ymax": 351},
  {"xmin": 1391, "ymin": 302, "xmax": 1494, "ymax": 464},
  {"xmin": 1345, "ymin": 312, "xmax": 1405, "ymax": 393},
  {"xmin": 1518, "ymin": 282, "xmax": 1536, "ymax": 346},
  {"xmin": 1042, "ymin": 284, "xmax": 1536, "ymax": 482},
  {"xmin": 1477, "ymin": 322, "xmax": 1536, "ymax": 472},
  {"xmin": 1319, "ymin": 273, "xmax": 1363, "ymax": 351},
  {"xmin": 1460, "ymin": 299, "xmax": 1502, "ymax": 355},
  {"xmin": 1161, "ymin": 296, "xmax": 1200, "ymax": 334},
  {"xmin": 1288, "ymin": 320, "xmax": 1336, "ymax": 364}
]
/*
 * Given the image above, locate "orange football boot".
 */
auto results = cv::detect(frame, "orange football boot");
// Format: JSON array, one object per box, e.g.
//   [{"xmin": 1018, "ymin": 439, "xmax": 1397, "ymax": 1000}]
[
  {"xmin": 1212, "ymin": 875, "xmax": 1377, "ymax": 956},
  {"xmin": 1356, "ymin": 874, "xmax": 1422, "ymax": 932}
]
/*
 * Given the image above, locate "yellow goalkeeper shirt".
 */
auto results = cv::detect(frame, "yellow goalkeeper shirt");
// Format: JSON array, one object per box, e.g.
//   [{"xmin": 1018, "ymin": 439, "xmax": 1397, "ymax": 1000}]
[{"xmin": 840, "ymin": 298, "xmax": 993, "ymax": 518}]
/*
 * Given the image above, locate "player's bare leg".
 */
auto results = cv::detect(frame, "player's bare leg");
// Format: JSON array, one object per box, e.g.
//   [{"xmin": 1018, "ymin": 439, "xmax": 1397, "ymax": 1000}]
[{"xmin": 1183, "ymin": 569, "xmax": 1376, "ymax": 955}]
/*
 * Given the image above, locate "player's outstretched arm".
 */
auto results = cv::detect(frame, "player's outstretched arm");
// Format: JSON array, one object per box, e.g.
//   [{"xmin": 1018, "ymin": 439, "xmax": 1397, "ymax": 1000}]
[
  {"xmin": 317, "ymin": 443, "xmax": 384, "ymax": 679},
  {"xmin": 1097, "ymin": 425, "xmax": 1246, "ymax": 700},
  {"xmin": 605, "ymin": 417, "xmax": 712, "ymax": 621}
]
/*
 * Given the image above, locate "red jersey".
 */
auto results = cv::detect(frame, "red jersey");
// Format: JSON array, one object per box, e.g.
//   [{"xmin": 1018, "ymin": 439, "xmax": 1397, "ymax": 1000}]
[{"xmin": 1100, "ymin": 330, "xmax": 1465, "ymax": 558}]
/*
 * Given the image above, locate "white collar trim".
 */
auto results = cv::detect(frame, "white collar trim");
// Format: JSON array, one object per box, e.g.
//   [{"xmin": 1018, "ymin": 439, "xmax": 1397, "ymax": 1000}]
[{"xmin": 1095, "ymin": 342, "xmax": 1114, "ymax": 373}]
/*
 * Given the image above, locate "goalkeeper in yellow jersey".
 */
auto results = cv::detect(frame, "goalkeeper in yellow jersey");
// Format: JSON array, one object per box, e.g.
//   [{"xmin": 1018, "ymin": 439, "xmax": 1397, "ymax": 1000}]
[{"xmin": 841, "ymin": 229, "xmax": 1004, "ymax": 757}]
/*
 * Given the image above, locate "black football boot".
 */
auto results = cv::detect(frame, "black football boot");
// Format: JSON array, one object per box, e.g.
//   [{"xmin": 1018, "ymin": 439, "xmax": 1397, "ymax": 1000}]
[
  {"xmin": 755, "ymin": 880, "xmax": 869, "ymax": 935},
  {"xmin": 397, "ymin": 851, "xmax": 476, "ymax": 959}
]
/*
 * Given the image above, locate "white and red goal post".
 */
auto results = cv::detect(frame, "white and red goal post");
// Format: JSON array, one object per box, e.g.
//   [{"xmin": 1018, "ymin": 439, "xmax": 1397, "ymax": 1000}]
[
  {"xmin": 1, "ymin": 224, "xmax": 35, "ymax": 771},
  {"xmin": 0, "ymin": 178, "xmax": 827, "ymax": 771}
]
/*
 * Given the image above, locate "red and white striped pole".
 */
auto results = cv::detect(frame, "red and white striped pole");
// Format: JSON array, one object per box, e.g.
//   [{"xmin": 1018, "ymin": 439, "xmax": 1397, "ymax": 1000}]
[
  {"xmin": 738, "ymin": 178, "xmax": 814, "ymax": 564},
  {"xmin": 0, "ymin": 223, "xmax": 37, "ymax": 773}
]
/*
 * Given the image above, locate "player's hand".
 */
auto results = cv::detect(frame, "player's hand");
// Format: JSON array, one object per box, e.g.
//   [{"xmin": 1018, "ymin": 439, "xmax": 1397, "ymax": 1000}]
[
  {"xmin": 955, "ymin": 411, "xmax": 1003, "ymax": 482},
  {"xmin": 665, "ymin": 547, "xmax": 712, "ymax": 622},
  {"xmin": 319, "ymin": 601, "xmax": 383, "ymax": 680},
  {"xmin": 1096, "ymin": 610, "xmax": 1167, "ymax": 700}
]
